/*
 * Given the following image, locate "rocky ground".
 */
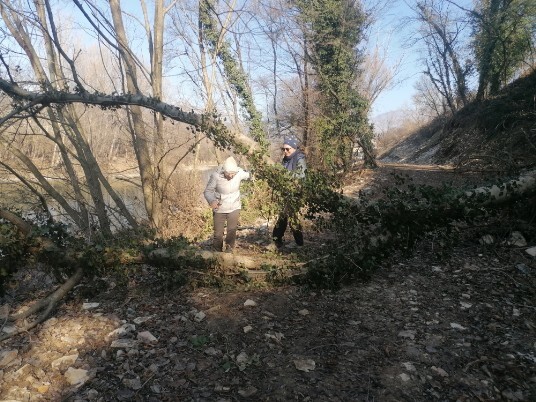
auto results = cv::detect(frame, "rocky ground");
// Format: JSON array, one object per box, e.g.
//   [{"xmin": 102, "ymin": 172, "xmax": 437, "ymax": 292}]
[{"xmin": 0, "ymin": 163, "xmax": 535, "ymax": 401}]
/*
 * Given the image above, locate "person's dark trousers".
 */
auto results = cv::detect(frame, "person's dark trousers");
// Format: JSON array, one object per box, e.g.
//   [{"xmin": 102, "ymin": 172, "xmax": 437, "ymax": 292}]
[
  {"xmin": 213, "ymin": 209, "xmax": 240, "ymax": 251},
  {"xmin": 272, "ymin": 214, "xmax": 303, "ymax": 246}
]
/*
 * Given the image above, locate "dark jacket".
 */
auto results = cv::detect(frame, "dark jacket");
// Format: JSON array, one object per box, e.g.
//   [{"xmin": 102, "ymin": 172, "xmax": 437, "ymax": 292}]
[{"xmin": 282, "ymin": 150, "xmax": 306, "ymax": 178}]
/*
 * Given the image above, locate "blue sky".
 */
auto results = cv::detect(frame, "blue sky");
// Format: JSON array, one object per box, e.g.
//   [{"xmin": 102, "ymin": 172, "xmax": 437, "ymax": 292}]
[{"xmin": 368, "ymin": 0, "xmax": 473, "ymax": 118}]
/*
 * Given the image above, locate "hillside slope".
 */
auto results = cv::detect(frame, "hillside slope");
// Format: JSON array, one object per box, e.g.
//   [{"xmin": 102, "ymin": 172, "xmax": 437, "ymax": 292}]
[{"xmin": 380, "ymin": 70, "xmax": 536, "ymax": 171}]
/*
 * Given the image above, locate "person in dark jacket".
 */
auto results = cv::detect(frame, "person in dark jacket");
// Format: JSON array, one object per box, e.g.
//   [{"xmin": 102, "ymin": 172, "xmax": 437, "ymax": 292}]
[{"xmin": 272, "ymin": 136, "xmax": 306, "ymax": 248}]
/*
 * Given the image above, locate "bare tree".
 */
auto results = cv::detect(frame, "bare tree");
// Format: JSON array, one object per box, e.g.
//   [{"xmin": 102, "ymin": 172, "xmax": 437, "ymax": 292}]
[{"xmin": 409, "ymin": 0, "xmax": 473, "ymax": 115}]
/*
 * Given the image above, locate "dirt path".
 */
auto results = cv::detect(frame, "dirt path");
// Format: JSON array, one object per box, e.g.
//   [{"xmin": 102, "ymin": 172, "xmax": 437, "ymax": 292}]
[{"xmin": 0, "ymin": 164, "xmax": 535, "ymax": 401}]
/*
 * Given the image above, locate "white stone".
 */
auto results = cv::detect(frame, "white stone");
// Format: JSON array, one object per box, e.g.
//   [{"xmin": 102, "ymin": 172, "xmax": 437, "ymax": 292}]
[
  {"xmin": 137, "ymin": 331, "xmax": 158, "ymax": 344},
  {"xmin": 431, "ymin": 366, "xmax": 449, "ymax": 377},
  {"xmin": 194, "ymin": 311, "xmax": 206, "ymax": 322},
  {"xmin": 0, "ymin": 349, "xmax": 18, "ymax": 367},
  {"xmin": 244, "ymin": 299, "xmax": 257, "ymax": 307},
  {"xmin": 87, "ymin": 389, "xmax": 99, "ymax": 400},
  {"xmin": 64, "ymin": 367, "xmax": 89, "ymax": 386},
  {"xmin": 479, "ymin": 234, "xmax": 494, "ymax": 245},
  {"xmin": 401, "ymin": 362, "xmax": 416, "ymax": 372},
  {"xmin": 243, "ymin": 325, "xmax": 253, "ymax": 333},
  {"xmin": 450, "ymin": 323, "xmax": 467, "ymax": 330},
  {"xmin": 110, "ymin": 339, "xmax": 137, "ymax": 348},
  {"xmin": 236, "ymin": 352, "xmax": 249, "ymax": 370},
  {"xmin": 204, "ymin": 347, "xmax": 222, "ymax": 357},
  {"xmin": 398, "ymin": 373, "xmax": 411, "ymax": 382},
  {"xmin": 298, "ymin": 309, "xmax": 310, "ymax": 316},
  {"xmin": 1, "ymin": 325, "xmax": 17, "ymax": 334},
  {"xmin": 82, "ymin": 302, "xmax": 100, "ymax": 310},
  {"xmin": 398, "ymin": 330, "xmax": 416, "ymax": 340},
  {"xmin": 525, "ymin": 246, "xmax": 536, "ymax": 257},
  {"xmin": 107, "ymin": 324, "xmax": 136, "ymax": 339},
  {"xmin": 293, "ymin": 358, "xmax": 315, "ymax": 372},
  {"xmin": 51, "ymin": 353, "xmax": 79, "ymax": 370},
  {"xmin": 133, "ymin": 316, "xmax": 154, "ymax": 325},
  {"xmin": 505, "ymin": 231, "xmax": 527, "ymax": 247}
]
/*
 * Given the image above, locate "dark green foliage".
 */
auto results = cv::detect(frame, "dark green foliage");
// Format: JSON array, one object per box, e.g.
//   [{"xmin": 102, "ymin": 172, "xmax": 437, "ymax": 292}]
[
  {"xmin": 472, "ymin": 0, "xmax": 536, "ymax": 99},
  {"xmin": 0, "ymin": 221, "xmax": 28, "ymax": 295},
  {"xmin": 295, "ymin": 0, "xmax": 375, "ymax": 170},
  {"xmin": 299, "ymin": 174, "xmax": 496, "ymax": 288}
]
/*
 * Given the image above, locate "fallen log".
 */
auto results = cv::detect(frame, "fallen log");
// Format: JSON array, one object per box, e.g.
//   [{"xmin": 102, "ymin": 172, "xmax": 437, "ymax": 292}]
[{"xmin": 460, "ymin": 169, "xmax": 536, "ymax": 205}]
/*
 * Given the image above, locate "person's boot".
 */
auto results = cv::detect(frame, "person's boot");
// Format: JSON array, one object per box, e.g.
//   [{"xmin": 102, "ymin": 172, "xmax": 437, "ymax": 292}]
[
  {"xmin": 225, "ymin": 245, "xmax": 234, "ymax": 254},
  {"xmin": 293, "ymin": 231, "xmax": 304, "ymax": 246}
]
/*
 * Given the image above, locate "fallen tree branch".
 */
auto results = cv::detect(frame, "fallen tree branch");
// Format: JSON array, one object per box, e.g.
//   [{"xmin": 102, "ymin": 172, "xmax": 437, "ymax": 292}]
[
  {"xmin": 460, "ymin": 169, "xmax": 536, "ymax": 205},
  {"xmin": 0, "ymin": 266, "xmax": 84, "ymax": 342}
]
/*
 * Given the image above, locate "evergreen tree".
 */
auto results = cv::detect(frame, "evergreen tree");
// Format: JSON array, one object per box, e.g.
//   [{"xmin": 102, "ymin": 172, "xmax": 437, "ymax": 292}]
[
  {"xmin": 472, "ymin": 0, "xmax": 536, "ymax": 100},
  {"xmin": 296, "ymin": 0, "xmax": 376, "ymax": 171}
]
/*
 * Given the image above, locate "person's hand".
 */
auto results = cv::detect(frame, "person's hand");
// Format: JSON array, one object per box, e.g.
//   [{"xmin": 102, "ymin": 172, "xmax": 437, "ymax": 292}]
[{"xmin": 210, "ymin": 200, "xmax": 220, "ymax": 209}]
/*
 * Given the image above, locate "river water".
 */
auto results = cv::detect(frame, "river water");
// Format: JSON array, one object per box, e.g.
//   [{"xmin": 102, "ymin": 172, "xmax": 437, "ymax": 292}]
[{"xmin": 0, "ymin": 165, "xmax": 217, "ymax": 230}]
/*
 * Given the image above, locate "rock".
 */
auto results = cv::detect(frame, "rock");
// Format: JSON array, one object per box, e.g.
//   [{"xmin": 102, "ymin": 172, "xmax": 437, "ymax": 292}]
[
  {"xmin": 244, "ymin": 299, "xmax": 257, "ymax": 307},
  {"xmin": 450, "ymin": 323, "xmax": 467, "ymax": 330},
  {"xmin": 204, "ymin": 347, "xmax": 222, "ymax": 357},
  {"xmin": 479, "ymin": 234, "xmax": 494, "ymax": 245},
  {"xmin": 265, "ymin": 332, "xmax": 284, "ymax": 343},
  {"xmin": 431, "ymin": 366, "xmax": 449, "ymax": 377},
  {"xmin": 107, "ymin": 324, "xmax": 136, "ymax": 339},
  {"xmin": 1, "ymin": 325, "xmax": 17, "ymax": 335},
  {"xmin": 51, "ymin": 353, "xmax": 79, "ymax": 370},
  {"xmin": 0, "ymin": 304, "xmax": 8, "ymax": 320},
  {"xmin": 516, "ymin": 263, "xmax": 530, "ymax": 274},
  {"xmin": 505, "ymin": 231, "xmax": 527, "ymax": 247},
  {"xmin": 122, "ymin": 375, "xmax": 142, "ymax": 390},
  {"xmin": 238, "ymin": 386, "xmax": 258, "ymax": 397},
  {"xmin": 87, "ymin": 389, "xmax": 99, "ymax": 400},
  {"xmin": 398, "ymin": 330, "xmax": 416, "ymax": 340},
  {"xmin": 525, "ymin": 246, "xmax": 536, "ymax": 258},
  {"xmin": 243, "ymin": 325, "xmax": 253, "ymax": 333},
  {"xmin": 110, "ymin": 339, "xmax": 137, "ymax": 348},
  {"xmin": 82, "ymin": 302, "xmax": 100, "ymax": 310},
  {"xmin": 236, "ymin": 352, "xmax": 249, "ymax": 371},
  {"xmin": 35, "ymin": 383, "xmax": 50, "ymax": 393},
  {"xmin": 193, "ymin": 311, "xmax": 206, "ymax": 322},
  {"xmin": 64, "ymin": 367, "xmax": 89, "ymax": 386},
  {"xmin": 137, "ymin": 331, "xmax": 158, "ymax": 344},
  {"xmin": 293, "ymin": 358, "xmax": 315, "ymax": 372},
  {"xmin": 298, "ymin": 309, "xmax": 310, "ymax": 316},
  {"xmin": 12, "ymin": 364, "xmax": 32, "ymax": 380},
  {"xmin": 398, "ymin": 373, "xmax": 411, "ymax": 382},
  {"xmin": 401, "ymin": 362, "xmax": 416, "ymax": 372},
  {"xmin": 0, "ymin": 350, "xmax": 18, "ymax": 367},
  {"xmin": 133, "ymin": 316, "xmax": 154, "ymax": 324}
]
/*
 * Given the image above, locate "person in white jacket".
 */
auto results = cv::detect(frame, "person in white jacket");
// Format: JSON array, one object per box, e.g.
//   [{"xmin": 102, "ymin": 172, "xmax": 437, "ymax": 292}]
[{"xmin": 204, "ymin": 156, "xmax": 251, "ymax": 252}]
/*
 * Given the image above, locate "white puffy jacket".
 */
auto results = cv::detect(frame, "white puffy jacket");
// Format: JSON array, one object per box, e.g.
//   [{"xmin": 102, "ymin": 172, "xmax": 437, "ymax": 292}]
[{"xmin": 203, "ymin": 167, "xmax": 251, "ymax": 213}]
